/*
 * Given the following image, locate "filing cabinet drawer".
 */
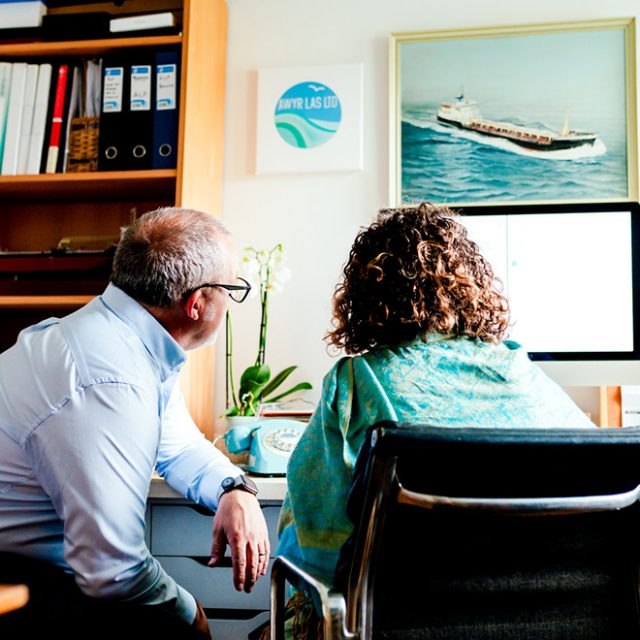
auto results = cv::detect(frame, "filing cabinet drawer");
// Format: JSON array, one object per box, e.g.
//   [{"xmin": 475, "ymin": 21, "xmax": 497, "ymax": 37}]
[
  {"xmin": 151, "ymin": 504, "xmax": 281, "ymax": 556},
  {"xmin": 158, "ymin": 556, "xmax": 271, "ymax": 610},
  {"xmin": 150, "ymin": 504, "xmax": 213, "ymax": 556},
  {"xmin": 208, "ymin": 611, "xmax": 269, "ymax": 640}
]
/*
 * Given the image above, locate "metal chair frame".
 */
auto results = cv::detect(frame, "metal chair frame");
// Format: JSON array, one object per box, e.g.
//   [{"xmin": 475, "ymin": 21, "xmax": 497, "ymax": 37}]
[{"xmin": 271, "ymin": 423, "xmax": 640, "ymax": 640}]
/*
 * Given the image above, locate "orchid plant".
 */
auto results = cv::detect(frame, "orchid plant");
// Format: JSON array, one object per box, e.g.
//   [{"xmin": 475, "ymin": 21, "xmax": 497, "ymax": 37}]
[{"xmin": 225, "ymin": 243, "xmax": 312, "ymax": 417}]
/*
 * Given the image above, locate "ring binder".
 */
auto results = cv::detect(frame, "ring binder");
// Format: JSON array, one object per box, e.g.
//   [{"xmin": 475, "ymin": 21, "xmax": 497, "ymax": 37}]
[
  {"xmin": 126, "ymin": 57, "xmax": 154, "ymax": 170},
  {"xmin": 152, "ymin": 49, "xmax": 180, "ymax": 170},
  {"xmin": 98, "ymin": 56, "xmax": 128, "ymax": 171}
]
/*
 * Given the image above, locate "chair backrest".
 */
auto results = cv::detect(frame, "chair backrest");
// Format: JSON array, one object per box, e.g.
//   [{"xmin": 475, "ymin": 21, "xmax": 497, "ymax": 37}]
[{"xmin": 337, "ymin": 422, "xmax": 640, "ymax": 640}]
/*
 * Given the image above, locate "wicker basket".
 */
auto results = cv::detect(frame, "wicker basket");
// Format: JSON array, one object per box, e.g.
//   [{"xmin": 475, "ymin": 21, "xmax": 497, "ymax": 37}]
[{"xmin": 66, "ymin": 116, "xmax": 99, "ymax": 173}]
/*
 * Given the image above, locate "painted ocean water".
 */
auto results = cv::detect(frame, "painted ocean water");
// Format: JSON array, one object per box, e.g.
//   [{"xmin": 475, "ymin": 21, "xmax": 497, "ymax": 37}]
[{"xmin": 401, "ymin": 102, "xmax": 629, "ymax": 204}]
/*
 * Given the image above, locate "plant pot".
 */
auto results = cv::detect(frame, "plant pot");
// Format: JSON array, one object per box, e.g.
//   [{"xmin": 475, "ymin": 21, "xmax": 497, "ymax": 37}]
[{"xmin": 225, "ymin": 415, "xmax": 260, "ymax": 430}]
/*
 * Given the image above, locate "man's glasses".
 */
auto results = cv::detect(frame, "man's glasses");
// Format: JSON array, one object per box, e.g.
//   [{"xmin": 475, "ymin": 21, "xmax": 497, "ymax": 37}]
[{"xmin": 186, "ymin": 277, "xmax": 252, "ymax": 303}]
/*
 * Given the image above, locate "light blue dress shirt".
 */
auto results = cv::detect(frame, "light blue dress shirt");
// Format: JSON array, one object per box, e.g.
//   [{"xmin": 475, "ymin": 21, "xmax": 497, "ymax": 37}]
[{"xmin": 0, "ymin": 284, "xmax": 241, "ymax": 624}]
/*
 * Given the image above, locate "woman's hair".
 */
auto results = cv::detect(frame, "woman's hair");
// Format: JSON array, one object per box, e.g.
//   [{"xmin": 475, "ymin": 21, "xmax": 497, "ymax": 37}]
[
  {"xmin": 111, "ymin": 206, "xmax": 230, "ymax": 308},
  {"xmin": 326, "ymin": 202, "xmax": 510, "ymax": 354}
]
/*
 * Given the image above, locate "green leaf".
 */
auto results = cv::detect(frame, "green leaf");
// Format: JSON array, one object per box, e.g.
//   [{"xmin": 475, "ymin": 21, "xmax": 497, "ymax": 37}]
[
  {"xmin": 238, "ymin": 366, "xmax": 270, "ymax": 402},
  {"xmin": 260, "ymin": 365, "xmax": 297, "ymax": 399},
  {"xmin": 224, "ymin": 406, "xmax": 240, "ymax": 417},
  {"xmin": 264, "ymin": 381, "xmax": 313, "ymax": 403},
  {"xmin": 239, "ymin": 364, "xmax": 270, "ymax": 388}
]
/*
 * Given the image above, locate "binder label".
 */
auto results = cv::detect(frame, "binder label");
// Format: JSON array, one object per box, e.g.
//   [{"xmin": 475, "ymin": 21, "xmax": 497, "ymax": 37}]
[
  {"xmin": 103, "ymin": 67, "xmax": 123, "ymax": 113},
  {"xmin": 156, "ymin": 64, "xmax": 177, "ymax": 111},
  {"xmin": 131, "ymin": 65, "xmax": 152, "ymax": 111}
]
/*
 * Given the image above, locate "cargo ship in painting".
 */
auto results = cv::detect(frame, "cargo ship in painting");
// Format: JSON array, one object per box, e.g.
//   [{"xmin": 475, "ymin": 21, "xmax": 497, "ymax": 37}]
[{"xmin": 436, "ymin": 95, "xmax": 597, "ymax": 151}]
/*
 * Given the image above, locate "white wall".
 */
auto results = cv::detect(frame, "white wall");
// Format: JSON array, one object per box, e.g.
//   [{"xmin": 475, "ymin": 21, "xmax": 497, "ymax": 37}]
[{"xmin": 216, "ymin": 0, "xmax": 640, "ymax": 420}]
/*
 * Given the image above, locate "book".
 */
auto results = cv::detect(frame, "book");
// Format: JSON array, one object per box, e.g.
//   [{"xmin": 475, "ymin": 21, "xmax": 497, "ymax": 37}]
[
  {"xmin": 25, "ymin": 62, "xmax": 52, "ymax": 174},
  {"xmin": 38, "ymin": 62, "xmax": 59, "ymax": 174},
  {"xmin": 44, "ymin": 63, "xmax": 69, "ymax": 174},
  {"xmin": 0, "ymin": 1, "xmax": 47, "ymax": 30},
  {"xmin": 109, "ymin": 12, "xmax": 175, "ymax": 33},
  {"xmin": 84, "ymin": 58, "xmax": 101, "ymax": 119},
  {"xmin": 16, "ymin": 63, "xmax": 39, "ymax": 175},
  {"xmin": 0, "ymin": 62, "xmax": 12, "ymax": 167},
  {"xmin": 1, "ymin": 62, "xmax": 28, "ymax": 176},
  {"xmin": 60, "ymin": 65, "xmax": 81, "ymax": 172}
]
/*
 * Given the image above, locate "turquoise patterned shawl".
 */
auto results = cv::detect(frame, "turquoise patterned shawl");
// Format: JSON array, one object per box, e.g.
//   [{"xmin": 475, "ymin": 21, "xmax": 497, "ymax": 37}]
[{"xmin": 277, "ymin": 336, "xmax": 595, "ymax": 584}]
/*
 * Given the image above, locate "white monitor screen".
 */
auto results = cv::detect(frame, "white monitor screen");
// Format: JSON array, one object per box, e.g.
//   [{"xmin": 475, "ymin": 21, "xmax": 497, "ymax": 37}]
[{"xmin": 457, "ymin": 202, "xmax": 640, "ymax": 361}]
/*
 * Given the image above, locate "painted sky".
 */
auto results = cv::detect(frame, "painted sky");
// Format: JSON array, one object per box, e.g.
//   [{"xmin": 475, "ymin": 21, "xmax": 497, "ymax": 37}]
[{"xmin": 400, "ymin": 27, "xmax": 627, "ymax": 126}]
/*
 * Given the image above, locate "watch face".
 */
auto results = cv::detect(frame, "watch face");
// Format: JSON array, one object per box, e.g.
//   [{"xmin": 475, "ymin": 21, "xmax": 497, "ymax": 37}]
[{"xmin": 221, "ymin": 476, "xmax": 235, "ymax": 490}]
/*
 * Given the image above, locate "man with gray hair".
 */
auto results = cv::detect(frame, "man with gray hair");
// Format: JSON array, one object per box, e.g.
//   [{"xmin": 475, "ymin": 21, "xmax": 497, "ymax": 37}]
[{"xmin": 0, "ymin": 207, "xmax": 269, "ymax": 639}]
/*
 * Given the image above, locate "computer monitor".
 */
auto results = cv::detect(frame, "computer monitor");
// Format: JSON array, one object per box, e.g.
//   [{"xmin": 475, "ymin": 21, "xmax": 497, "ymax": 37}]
[{"xmin": 456, "ymin": 201, "xmax": 640, "ymax": 386}]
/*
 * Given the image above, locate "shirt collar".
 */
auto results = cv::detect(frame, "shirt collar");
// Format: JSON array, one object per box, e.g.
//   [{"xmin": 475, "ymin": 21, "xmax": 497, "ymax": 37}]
[{"xmin": 100, "ymin": 283, "xmax": 187, "ymax": 380}]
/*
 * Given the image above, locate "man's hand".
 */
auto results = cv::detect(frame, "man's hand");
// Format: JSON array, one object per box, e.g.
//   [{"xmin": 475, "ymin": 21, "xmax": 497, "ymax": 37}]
[{"xmin": 208, "ymin": 490, "xmax": 270, "ymax": 592}]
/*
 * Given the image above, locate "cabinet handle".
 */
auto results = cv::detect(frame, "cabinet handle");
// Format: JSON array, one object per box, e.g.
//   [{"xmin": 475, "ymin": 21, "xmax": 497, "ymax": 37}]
[
  {"xmin": 189, "ymin": 556, "xmax": 233, "ymax": 568},
  {"xmin": 188, "ymin": 504, "xmax": 215, "ymax": 517}
]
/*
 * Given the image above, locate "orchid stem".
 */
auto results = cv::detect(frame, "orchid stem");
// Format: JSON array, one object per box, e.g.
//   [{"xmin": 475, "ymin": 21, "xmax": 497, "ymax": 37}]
[
  {"xmin": 226, "ymin": 311, "xmax": 239, "ymax": 409},
  {"xmin": 256, "ymin": 286, "xmax": 269, "ymax": 366}
]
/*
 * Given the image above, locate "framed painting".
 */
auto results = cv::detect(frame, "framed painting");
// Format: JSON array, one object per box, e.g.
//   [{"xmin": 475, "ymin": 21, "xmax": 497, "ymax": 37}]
[{"xmin": 390, "ymin": 19, "xmax": 638, "ymax": 206}]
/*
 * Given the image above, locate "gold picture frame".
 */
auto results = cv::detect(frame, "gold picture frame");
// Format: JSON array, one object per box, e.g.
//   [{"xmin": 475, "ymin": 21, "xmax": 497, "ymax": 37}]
[{"xmin": 389, "ymin": 18, "xmax": 638, "ymax": 206}]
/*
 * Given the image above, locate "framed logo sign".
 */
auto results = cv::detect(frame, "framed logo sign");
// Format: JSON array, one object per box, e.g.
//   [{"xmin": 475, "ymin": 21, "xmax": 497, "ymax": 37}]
[{"xmin": 256, "ymin": 63, "xmax": 363, "ymax": 174}]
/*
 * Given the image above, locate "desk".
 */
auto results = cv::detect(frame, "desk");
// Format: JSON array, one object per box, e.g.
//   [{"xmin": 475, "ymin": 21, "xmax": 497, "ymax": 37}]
[
  {"xmin": 0, "ymin": 584, "xmax": 28, "ymax": 615},
  {"xmin": 149, "ymin": 474, "xmax": 287, "ymax": 501},
  {"xmin": 148, "ymin": 475, "xmax": 287, "ymax": 640}
]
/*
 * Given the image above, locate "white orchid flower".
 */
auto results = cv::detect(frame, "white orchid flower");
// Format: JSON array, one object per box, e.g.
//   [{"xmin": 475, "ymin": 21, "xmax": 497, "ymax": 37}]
[
  {"xmin": 226, "ymin": 242, "xmax": 310, "ymax": 417},
  {"xmin": 270, "ymin": 265, "xmax": 292, "ymax": 293},
  {"xmin": 241, "ymin": 255, "xmax": 260, "ymax": 277}
]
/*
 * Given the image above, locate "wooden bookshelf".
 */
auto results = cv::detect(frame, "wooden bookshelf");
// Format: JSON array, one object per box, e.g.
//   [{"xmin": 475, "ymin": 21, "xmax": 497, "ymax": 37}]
[
  {"xmin": 0, "ymin": 0, "xmax": 228, "ymax": 437},
  {"xmin": 0, "ymin": 35, "xmax": 182, "ymax": 58},
  {"xmin": 0, "ymin": 170, "xmax": 177, "ymax": 201},
  {"xmin": 0, "ymin": 295, "xmax": 93, "ymax": 309}
]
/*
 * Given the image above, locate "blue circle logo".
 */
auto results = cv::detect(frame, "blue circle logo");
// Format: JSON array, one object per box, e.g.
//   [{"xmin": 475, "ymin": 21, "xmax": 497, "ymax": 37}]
[{"xmin": 274, "ymin": 81, "xmax": 341, "ymax": 149}]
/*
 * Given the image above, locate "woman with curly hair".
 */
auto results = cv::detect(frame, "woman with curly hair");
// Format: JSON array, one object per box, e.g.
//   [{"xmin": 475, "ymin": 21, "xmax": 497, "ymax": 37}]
[{"xmin": 275, "ymin": 203, "xmax": 593, "ymax": 636}]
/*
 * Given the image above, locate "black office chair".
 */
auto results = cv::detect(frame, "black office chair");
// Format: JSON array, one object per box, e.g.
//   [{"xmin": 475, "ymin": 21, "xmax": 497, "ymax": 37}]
[{"xmin": 271, "ymin": 422, "xmax": 640, "ymax": 640}]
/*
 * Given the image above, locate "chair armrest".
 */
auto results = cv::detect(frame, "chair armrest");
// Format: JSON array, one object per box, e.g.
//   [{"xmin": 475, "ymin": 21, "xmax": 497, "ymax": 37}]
[
  {"xmin": 270, "ymin": 555, "xmax": 356, "ymax": 640},
  {"xmin": 398, "ymin": 483, "xmax": 640, "ymax": 515}
]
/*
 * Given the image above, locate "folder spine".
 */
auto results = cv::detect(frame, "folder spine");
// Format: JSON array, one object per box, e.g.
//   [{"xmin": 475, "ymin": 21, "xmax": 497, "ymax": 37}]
[
  {"xmin": 98, "ymin": 57, "xmax": 128, "ymax": 171},
  {"xmin": 59, "ymin": 64, "xmax": 81, "ymax": 173},
  {"xmin": 152, "ymin": 49, "xmax": 180, "ymax": 170},
  {"xmin": 26, "ymin": 62, "xmax": 52, "ymax": 174},
  {"xmin": 126, "ymin": 58, "xmax": 154, "ymax": 170},
  {"xmin": 0, "ymin": 62, "xmax": 12, "ymax": 167},
  {"xmin": 16, "ymin": 63, "xmax": 39, "ymax": 175},
  {"xmin": 45, "ymin": 63, "xmax": 69, "ymax": 174},
  {"xmin": 2, "ymin": 62, "xmax": 28, "ymax": 175}
]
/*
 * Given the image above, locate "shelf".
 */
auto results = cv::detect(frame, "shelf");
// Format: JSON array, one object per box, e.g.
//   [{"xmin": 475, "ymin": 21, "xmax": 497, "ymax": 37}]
[
  {"xmin": 0, "ymin": 295, "xmax": 93, "ymax": 309},
  {"xmin": 0, "ymin": 0, "xmax": 226, "ymax": 437},
  {"xmin": 0, "ymin": 34, "xmax": 182, "ymax": 58},
  {"xmin": 0, "ymin": 169, "xmax": 177, "ymax": 202}
]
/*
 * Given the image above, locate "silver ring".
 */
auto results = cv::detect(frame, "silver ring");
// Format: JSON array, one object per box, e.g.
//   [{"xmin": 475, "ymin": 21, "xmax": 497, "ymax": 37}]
[{"xmin": 258, "ymin": 552, "xmax": 267, "ymax": 557}]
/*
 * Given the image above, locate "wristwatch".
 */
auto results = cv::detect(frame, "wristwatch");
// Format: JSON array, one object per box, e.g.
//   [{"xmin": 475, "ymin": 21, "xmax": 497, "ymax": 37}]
[{"xmin": 220, "ymin": 474, "xmax": 259, "ymax": 497}]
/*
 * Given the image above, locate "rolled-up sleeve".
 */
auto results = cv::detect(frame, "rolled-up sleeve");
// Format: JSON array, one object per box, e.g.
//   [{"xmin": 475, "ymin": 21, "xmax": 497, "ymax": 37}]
[
  {"xmin": 156, "ymin": 382, "xmax": 241, "ymax": 512},
  {"xmin": 24, "ymin": 381, "xmax": 197, "ymax": 624}
]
